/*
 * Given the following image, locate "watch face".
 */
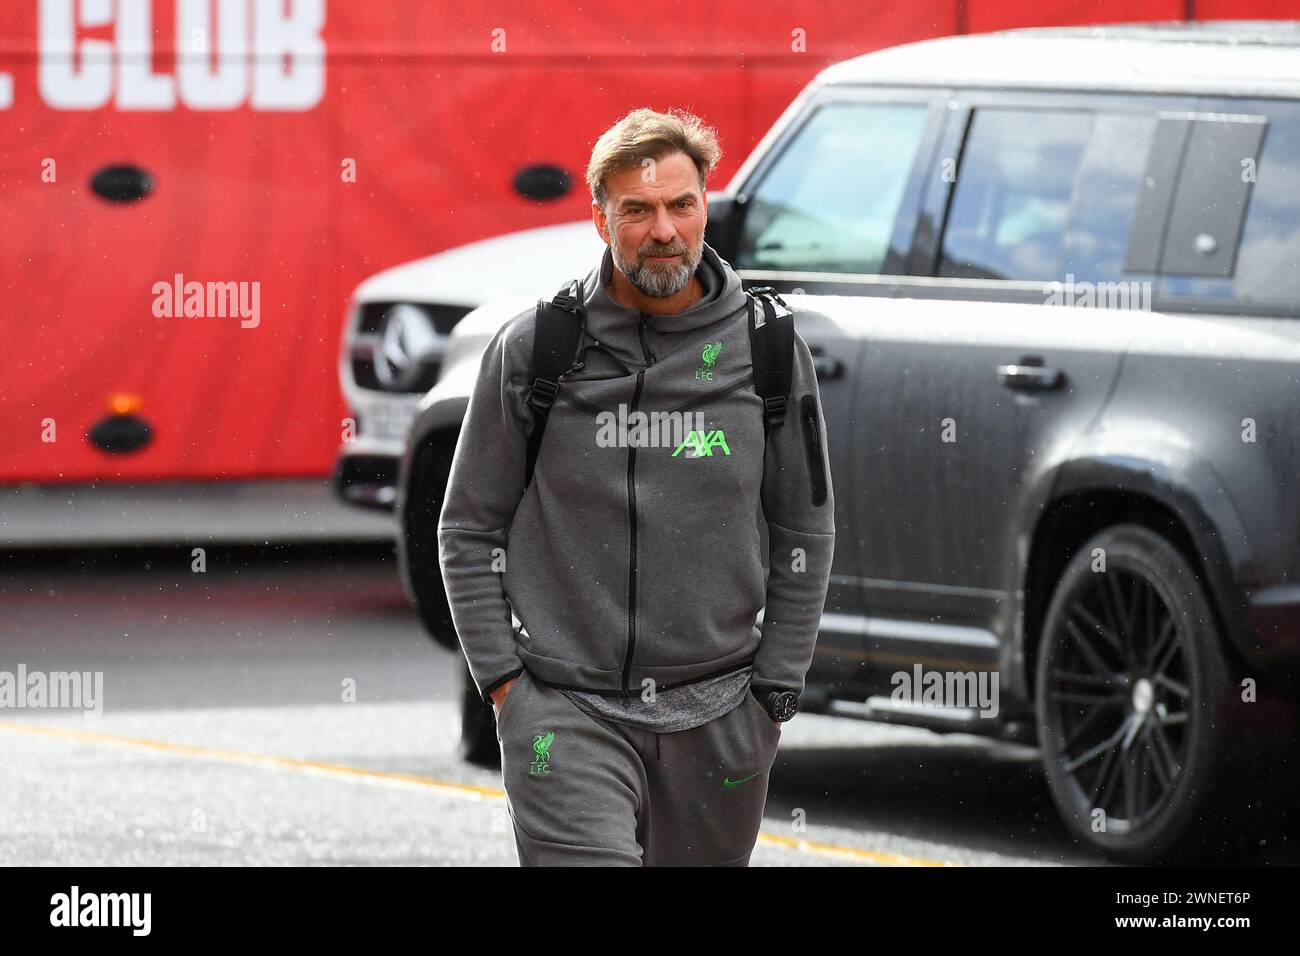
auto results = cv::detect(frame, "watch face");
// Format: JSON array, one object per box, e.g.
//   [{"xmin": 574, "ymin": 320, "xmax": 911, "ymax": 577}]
[{"xmin": 771, "ymin": 691, "xmax": 799, "ymax": 721}]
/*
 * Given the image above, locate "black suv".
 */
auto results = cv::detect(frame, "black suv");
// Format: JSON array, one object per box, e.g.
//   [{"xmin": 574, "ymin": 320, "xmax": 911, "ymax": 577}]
[{"xmin": 401, "ymin": 21, "xmax": 1300, "ymax": 863}]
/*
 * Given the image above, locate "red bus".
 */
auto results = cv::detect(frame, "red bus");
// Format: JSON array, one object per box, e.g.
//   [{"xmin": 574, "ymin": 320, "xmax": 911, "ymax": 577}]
[{"xmin": 0, "ymin": 0, "xmax": 1254, "ymax": 540}]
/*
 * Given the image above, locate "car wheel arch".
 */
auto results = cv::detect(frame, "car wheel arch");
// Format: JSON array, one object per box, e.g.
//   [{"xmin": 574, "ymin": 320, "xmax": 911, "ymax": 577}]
[
  {"xmin": 1018, "ymin": 457, "xmax": 1256, "ymax": 703},
  {"xmin": 396, "ymin": 424, "xmax": 463, "ymax": 649}
]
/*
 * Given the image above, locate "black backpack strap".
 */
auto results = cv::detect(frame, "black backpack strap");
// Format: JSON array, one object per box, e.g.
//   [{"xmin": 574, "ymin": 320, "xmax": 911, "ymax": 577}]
[
  {"xmin": 746, "ymin": 286, "xmax": 795, "ymax": 433},
  {"xmin": 524, "ymin": 278, "xmax": 586, "ymax": 488}
]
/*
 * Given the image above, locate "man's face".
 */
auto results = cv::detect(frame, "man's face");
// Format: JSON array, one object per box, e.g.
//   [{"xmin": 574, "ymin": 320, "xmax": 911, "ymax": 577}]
[{"xmin": 592, "ymin": 151, "xmax": 708, "ymax": 299}]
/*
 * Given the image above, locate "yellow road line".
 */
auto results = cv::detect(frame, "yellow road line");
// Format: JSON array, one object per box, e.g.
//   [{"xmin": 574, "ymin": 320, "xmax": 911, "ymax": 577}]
[
  {"xmin": 756, "ymin": 831, "xmax": 959, "ymax": 865},
  {"xmin": 0, "ymin": 718, "xmax": 498, "ymax": 799},
  {"xmin": 0, "ymin": 718, "xmax": 961, "ymax": 867}
]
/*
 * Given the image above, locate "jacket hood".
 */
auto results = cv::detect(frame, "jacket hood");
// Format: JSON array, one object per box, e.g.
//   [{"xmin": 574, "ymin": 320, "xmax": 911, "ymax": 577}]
[{"xmin": 567, "ymin": 240, "xmax": 750, "ymax": 371}]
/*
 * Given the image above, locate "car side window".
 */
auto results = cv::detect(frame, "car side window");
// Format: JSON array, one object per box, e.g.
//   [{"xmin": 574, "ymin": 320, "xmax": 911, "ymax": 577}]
[
  {"xmin": 938, "ymin": 109, "xmax": 1092, "ymax": 281},
  {"xmin": 1155, "ymin": 101, "xmax": 1300, "ymax": 307},
  {"xmin": 734, "ymin": 101, "xmax": 931, "ymax": 274},
  {"xmin": 1060, "ymin": 112, "xmax": 1161, "ymax": 283}
]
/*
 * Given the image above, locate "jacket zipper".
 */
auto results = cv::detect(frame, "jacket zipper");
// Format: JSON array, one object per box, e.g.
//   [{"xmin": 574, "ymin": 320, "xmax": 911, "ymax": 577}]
[
  {"xmin": 621, "ymin": 312, "xmax": 655, "ymax": 707},
  {"xmin": 800, "ymin": 394, "xmax": 829, "ymax": 506},
  {"xmin": 561, "ymin": 374, "xmax": 747, "ymax": 419},
  {"xmin": 667, "ymin": 376, "xmax": 750, "ymax": 415},
  {"xmin": 637, "ymin": 310, "xmax": 658, "ymax": 364}
]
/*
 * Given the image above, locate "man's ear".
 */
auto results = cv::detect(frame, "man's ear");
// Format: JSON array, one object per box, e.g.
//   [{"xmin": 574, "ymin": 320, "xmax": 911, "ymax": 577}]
[{"xmin": 591, "ymin": 199, "xmax": 610, "ymax": 244}]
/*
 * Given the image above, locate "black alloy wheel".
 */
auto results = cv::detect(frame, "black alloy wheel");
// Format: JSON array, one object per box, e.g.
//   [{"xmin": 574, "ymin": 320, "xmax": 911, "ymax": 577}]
[{"xmin": 1035, "ymin": 523, "xmax": 1247, "ymax": 863}]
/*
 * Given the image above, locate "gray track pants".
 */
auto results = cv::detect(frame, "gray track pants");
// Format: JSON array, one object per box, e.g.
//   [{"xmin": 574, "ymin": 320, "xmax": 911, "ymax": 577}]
[{"xmin": 494, "ymin": 667, "xmax": 783, "ymax": 866}]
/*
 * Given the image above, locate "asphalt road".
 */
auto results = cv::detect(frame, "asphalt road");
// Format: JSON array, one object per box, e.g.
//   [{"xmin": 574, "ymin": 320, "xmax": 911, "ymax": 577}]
[{"xmin": 1, "ymin": 543, "xmax": 1294, "ymax": 867}]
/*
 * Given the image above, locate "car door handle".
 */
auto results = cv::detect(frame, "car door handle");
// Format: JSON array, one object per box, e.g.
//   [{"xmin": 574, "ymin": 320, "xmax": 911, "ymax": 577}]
[
  {"xmin": 997, "ymin": 360, "xmax": 1064, "ymax": 391},
  {"xmin": 808, "ymin": 345, "xmax": 844, "ymax": 381}
]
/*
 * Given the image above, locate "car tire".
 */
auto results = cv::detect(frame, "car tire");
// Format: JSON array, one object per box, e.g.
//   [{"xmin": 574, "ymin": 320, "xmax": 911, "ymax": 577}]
[
  {"xmin": 398, "ymin": 439, "xmax": 457, "ymax": 646},
  {"xmin": 1034, "ymin": 522, "xmax": 1253, "ymax": 863}
]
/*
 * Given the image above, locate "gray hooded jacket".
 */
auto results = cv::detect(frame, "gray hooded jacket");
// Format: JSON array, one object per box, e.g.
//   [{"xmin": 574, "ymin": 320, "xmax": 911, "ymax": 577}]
[{"xmin": 437, "ymin": 239, "xmax": 835, "ymax": 708}]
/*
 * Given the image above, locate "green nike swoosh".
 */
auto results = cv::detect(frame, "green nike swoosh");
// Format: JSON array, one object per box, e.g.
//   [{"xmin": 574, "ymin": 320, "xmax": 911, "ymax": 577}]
[{"xmin": 722, "ymin": 770, "xmax": 761, "ymax": 788}]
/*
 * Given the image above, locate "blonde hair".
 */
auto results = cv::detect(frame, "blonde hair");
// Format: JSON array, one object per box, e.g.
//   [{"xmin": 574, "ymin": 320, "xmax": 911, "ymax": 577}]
[{"xmin": 586, "ymin": 107, "xmax": 723, "ymax": 210}]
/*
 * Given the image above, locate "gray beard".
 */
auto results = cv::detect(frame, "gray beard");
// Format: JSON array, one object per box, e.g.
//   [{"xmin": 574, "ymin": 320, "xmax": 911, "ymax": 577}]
[{"xmin": 611, "ymin": 242, "xmax": 703, "ymax": 299}]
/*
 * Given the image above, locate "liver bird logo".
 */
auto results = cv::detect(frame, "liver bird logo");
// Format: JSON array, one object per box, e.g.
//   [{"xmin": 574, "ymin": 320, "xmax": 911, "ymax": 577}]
[
  {"xmin": 529, "ymin": 731, "xmax": 554, "ymax": 775},
  {"xmin": 533, "ymin": 731, "xmax": 554, "ymax": 760}
]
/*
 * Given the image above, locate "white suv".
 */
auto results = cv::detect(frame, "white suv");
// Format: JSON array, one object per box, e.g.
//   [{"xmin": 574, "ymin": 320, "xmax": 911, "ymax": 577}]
[{"xmin": 333, "ymin": 222, "xmax": 605, "ymax": 508}]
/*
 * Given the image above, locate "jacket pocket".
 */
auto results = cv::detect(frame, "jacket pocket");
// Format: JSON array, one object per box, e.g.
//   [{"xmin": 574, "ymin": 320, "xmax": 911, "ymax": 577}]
[
  {"xmin": 746, "ymin": 688, "xmax": 782, "ymax": 739},
  {"xmin": 494, "ymin": 669, "xmax": 528, "ymax": 737},
  {"xmin": 665, "ymin": 376, "xmax": 752, "ymax": 415},
  {"xmin": 799, "ymin": 394, "xmax": 828, "ymax": 507}
]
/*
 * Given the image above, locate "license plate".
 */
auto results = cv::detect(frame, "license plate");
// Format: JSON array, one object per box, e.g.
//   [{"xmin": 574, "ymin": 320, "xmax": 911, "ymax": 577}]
[{"xmin": 366, "ymin": 403, "xmax": 417, "ymax": 442}]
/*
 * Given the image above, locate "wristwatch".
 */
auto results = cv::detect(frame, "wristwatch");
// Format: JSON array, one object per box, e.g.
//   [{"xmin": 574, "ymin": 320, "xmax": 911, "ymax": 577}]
[{"xmin": 753, "ymin": 686, "xmax": 799, "ymax": 722}]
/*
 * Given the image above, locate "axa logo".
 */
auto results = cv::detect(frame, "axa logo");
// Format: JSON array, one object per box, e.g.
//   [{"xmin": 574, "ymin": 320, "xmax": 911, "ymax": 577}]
[
  {"xmin": 695, "ymin": 341, "xmax": 722, "ymax": 380},
  {"xmin": 672, "ymin": 429, "xmax": 731, "ymax": 457}
]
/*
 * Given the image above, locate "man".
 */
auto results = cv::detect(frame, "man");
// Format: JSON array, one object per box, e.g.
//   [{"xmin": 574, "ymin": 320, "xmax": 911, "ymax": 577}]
[{"xmin": 437, "ymin": 107, "xmax": 835, "ymax": 866}]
